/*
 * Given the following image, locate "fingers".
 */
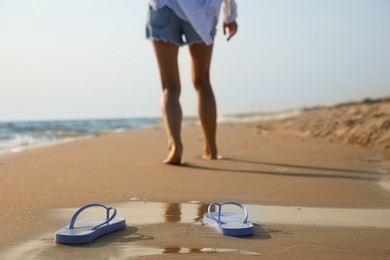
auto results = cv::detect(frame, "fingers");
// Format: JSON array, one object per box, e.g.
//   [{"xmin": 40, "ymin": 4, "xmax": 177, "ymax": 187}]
[
  {"xmin": 227, "ymin": 24, "xmax": 237, "ymax": 41},
  {"xmin": 223, "ymin": 21, "xmax": 238, "ymax": 41}
]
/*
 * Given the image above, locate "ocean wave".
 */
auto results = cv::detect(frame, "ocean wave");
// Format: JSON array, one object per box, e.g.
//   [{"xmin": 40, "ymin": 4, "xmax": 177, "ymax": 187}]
[
  {"xmin": 218, "ymin": 109, "xmax": 302, "ymax": 124},
  {"xmin": 0, "ymin": 111, "xmax": 301, "ymax": 156},
  {"xmin": 0, "ymin": 118, "xmax": 162, "ymax": 156}
]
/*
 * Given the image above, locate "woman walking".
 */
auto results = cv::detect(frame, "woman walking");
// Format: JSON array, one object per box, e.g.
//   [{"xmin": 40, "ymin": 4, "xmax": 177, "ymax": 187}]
[{"xmin": 146, "ymin": 0, "xmax": 238, "ymax": 164}]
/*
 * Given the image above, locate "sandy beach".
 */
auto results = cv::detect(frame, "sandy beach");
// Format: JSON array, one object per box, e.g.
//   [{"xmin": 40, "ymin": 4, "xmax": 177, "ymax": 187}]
[{"xmin": 1, "ymin": 99, "xmax": 390, "ymax": 259}]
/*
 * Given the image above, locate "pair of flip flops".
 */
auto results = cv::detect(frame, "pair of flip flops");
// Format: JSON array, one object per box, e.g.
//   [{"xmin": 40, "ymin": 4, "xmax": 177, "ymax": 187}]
[{"xmin": 55, "ymin": 201, "xmax": 253, "ymax": 244}]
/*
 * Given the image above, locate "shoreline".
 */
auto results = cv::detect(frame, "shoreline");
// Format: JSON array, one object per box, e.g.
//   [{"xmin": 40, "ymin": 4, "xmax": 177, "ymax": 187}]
[
  {"xmin": 0, "ymin": 109, "xmax": 302, "ymax": 158},
  {"xmin": 2, "ymin": 96, "xmax": 388, "ymax": 157}
]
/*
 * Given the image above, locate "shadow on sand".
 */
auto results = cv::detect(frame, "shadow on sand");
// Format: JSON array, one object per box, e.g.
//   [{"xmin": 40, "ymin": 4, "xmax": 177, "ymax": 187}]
[{"xmin": 179, "ymin": 156, "xmax": 383, "ymax": 181}]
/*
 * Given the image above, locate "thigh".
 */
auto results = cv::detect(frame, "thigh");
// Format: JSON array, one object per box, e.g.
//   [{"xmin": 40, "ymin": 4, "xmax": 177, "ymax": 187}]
[
  {"xmin": 188, "ymin": 43, "xmax": 214, "ymax": 83},
  {"xmin": 152, "ymin": 41, "xmax": 181, "ymax": 92}
]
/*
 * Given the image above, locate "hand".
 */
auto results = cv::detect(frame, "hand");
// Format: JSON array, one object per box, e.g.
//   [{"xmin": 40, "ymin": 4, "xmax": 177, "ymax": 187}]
[{"xmin": 223, "ymin": 21, "xmax": 238, "ymax": 41}]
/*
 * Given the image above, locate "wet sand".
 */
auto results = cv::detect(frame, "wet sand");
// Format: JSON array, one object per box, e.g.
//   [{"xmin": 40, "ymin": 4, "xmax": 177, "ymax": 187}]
[{"xmin": 0, "ymin": 122, "xmax": 390, "ymax": 259}]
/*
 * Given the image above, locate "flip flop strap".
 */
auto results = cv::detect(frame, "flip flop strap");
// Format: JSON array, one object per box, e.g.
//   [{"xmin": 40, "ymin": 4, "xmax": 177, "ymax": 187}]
[
  {"xmin": 208, "ymin": 202, "xmax": 249, "ymax": 224},
  {"xmin": 68, "ymin": 203, "xmax": 117, "ymax": 230}
]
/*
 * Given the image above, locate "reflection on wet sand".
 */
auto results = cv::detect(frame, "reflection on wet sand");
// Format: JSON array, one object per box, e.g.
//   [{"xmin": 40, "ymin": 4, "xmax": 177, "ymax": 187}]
[
  {"xmin": 164, "ymin": 203, "xmax": 181, "ymax": 223},
  {"xmin": 164, "ymin": 202, "xmax": 211, "ymax": 223},
  {"xmin": 196, "ymin": 203, "xmax": 210, "ymax": 221},
  {"xmin": 161, "ymin": 247, "xmax": 261, "ymax": 255},
  {"xmin": 2, "ymin": 200, "xmax": 390, "ymax": 259},
  {"xmin": 163, "ymin": 246, "xmax": 181, "ymax": 254}
]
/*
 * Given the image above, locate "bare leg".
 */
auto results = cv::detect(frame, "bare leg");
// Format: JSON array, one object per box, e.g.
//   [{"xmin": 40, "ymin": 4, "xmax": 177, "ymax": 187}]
[
  {"xmin": 188, "ymin": 43, "xmax": 218, "ymax": 159},
  {"xmin": 152, "ymin": 41, "xmax": 183, "ymax": 164}
]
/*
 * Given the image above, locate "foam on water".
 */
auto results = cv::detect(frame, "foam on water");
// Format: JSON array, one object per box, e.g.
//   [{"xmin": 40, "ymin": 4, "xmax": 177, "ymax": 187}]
[
  {"xmin": 0, "ymin": 111, "xmax": 301, "ymax": 156},
  {"xmin": 0, "ymin": 118, "xmax": 162, "ymax": 155},
  {"xmin": 218, "ymin": 109, "xmax": 302, "ymax": 124}
]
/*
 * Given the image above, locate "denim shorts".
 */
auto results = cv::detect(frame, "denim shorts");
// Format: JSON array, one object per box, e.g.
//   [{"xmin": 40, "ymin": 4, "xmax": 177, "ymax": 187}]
[{"xmin": 146, "ymin": 6, "xmax": 216, "ymax": 46}]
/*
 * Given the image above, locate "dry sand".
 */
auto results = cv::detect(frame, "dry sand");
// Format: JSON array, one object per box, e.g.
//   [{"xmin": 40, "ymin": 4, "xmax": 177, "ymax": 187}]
[
  {"xmin": 0, "ymin": 99, "xmax": 390, "ymax": 259},
  {"xmin": 266, "ymin": 97, "xmax": 390, "ymax": 149}
]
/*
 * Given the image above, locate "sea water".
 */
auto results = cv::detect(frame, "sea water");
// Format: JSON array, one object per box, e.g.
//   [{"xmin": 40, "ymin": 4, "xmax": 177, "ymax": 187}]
[
  {"xmin": 0, "ymin": 109, "xmax": 301, "ymax": 156},
  {"xmin": 0, "ymin": 118, "xmax": 162, "ymax": 155}
]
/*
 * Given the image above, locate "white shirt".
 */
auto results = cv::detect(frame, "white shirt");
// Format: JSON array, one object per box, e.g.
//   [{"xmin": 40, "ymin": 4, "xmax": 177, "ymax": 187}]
[{"xmin": 148, "ymin": 0, "xmax": 237, "ymax": 45}]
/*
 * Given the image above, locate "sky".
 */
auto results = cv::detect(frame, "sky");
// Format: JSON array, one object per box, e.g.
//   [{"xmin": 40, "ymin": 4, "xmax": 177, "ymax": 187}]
[{"xmin": 0, "ymin": 0, "xmax": 389, "ymax": 121}]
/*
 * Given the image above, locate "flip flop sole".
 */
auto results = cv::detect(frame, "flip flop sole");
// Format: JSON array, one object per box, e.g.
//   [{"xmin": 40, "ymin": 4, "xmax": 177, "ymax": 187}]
[
  {"xmin": 204, "ymin": 212, "xmax": 253, "ymax": 236},
  {"xmin": 55, "ymin": 217, "xmax": 126, "ymax": 244}
]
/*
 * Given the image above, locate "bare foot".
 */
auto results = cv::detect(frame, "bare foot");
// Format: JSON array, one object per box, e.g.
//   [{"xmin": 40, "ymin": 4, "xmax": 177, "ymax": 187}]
[
  {"xmin": 163, "ymin": 143, "xmax": 183, "ymax": 165},
  {"xmin": 202, "ymin": 154, "xmax": 223, "ymax": 160},
  {"xmin": 202, "ymin": 147, "xmax": 219, "ymax": 160}
]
